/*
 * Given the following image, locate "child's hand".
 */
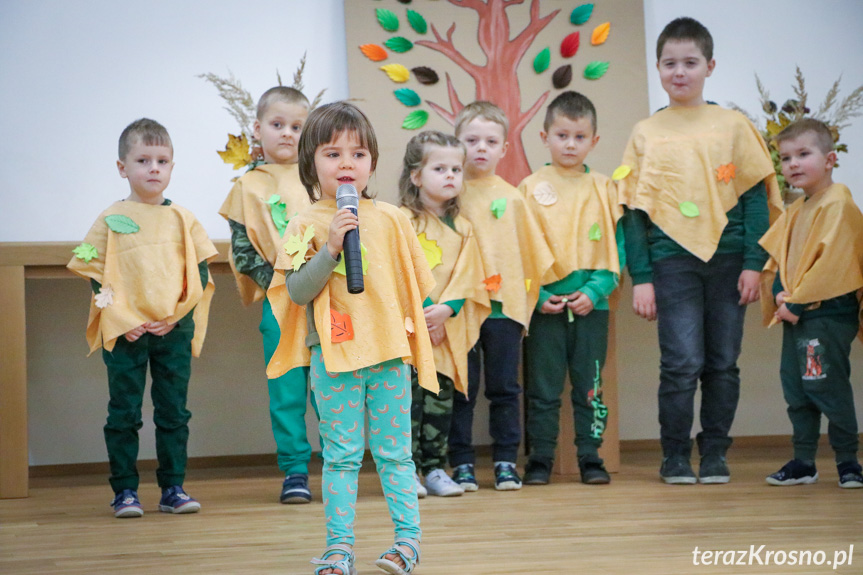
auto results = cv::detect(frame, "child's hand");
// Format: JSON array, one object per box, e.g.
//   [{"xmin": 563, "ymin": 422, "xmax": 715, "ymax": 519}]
[
  {"xmin": 737, "ymin": 270, "xmax": 761, "ymax": 305},
  {"xmin": 327, "ymin": 207, "xmax": 359, "ymax": 259},
  {"xmin": 775, "ymin": 303, "xmax": 800, "ymax": 325},
  {"xmin": 124, "ymin": 325, "xmax": 147, "ymax": 342},
  {"xmin": 775, "ymin": 290, "xmax": 790, "ymax": 306},
  {"xmin": 428, "ymin": 324, "xmax": 447, "ymax": 346},
  {"xmin": 144, "ymin": 320, "xmax": 177, "ymax": 336},
  {"xmin": 424, "ymin": 304, "xmax": 454, "ymax": 331},
  {"xmin": 632, "ymin": 283, "xmax": 656, "ymax": 321},
  {"xmin": 540, "ymin": 295, "xmax": 566, "ymax": 314},
  {"xmin": 567, "ymin": 292, "xmax": 594, "ymax": 316}
]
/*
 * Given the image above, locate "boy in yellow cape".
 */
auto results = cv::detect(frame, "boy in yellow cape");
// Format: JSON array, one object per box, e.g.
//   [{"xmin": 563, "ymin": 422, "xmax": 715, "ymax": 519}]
[
  {"xmin": 518, "ymin": 91, "xmax": 624, "ymax": 486},
  {"xmin": 759, "ymin": 119, "xmax": 863, "ymax": 489},
  {"xmin": 68, "ymin": 119, "xmax": 217, "ymax": 518},
  {"xmin": 615, "ymin": 18, "xmax": 783, "ymax": 485},
  {"xmin": 218, "ymin": 87, "xmax": 317, "ymax": 504}
]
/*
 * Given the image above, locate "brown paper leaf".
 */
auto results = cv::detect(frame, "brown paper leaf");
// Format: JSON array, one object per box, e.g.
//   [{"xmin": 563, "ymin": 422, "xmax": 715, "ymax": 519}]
[
  {"xmin": 552, "ymin": 65, "xmax": 573, "ymax": 89},
  {"xmin": 412, "ymin": 66, "xmax": 439, "ymax": 85}
]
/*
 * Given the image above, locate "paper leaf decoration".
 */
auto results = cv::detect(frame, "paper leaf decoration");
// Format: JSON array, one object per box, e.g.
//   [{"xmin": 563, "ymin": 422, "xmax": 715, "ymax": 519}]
[
  {"xmin": 570, "ymin": 4, "xmax": 594, "ymax": 25},
  {"xmin": 267, "ymin": 194, "xmax": 290, "ymax": 237},
  {"xmin": 567, "ymin": 307, "xmax": 575, "ymax": 323},
  {"xmin": 330, "ymin": 308, "xmax": 354, "ymax": 343},
  {"xmin": 394, "ymin": 88, "xmax": 421, "ymax": 107},
  {"xmin": 284, "ymin": 225, "xmax": 316, "ymax": 271},
  {"xmin": 525, "ymin": 279, "xmax": 532, "ymax": 292},
  {"xmin": 404, "ymin": 316, "xmax": 415, "ymax": 336},
  {"xmin": 560, "ymin": 31, "xmax": 580, "ymax": 58},
  {"xmin": 552, "ymin": 65, "xmax": 573, "ymax": 89},
  {"xmin": 533, "ymin": 47, "xmax": 551, "ymax": 73},
  {"xmin": 532, "ymin": 182, "xmax": 558, "ymax": 206},
  {"xmin": 591, "ymin": 22, "xmax": 611, "ymax": 45},
  {"xmin": 412, "ymin": 66, "xmax": 439, "ymax": 85},
  {"xmin": 589, "ymin": 222, "xmax": 602, "ymax": 241},
  {"xmin": 360, "ymin": 44, "xmax": 388, "ymax": 62},
  {"xmin": 716, "ymin": 163, "xmax": 736, "ymax": 184},
  {"xmin": 334, "ymin": 242, "xmax": 369, "ymax": 276},
  {"xmin": 380, "ymin": 63, "xmax": 410, "ymax": 83},
  {"xmin": 611, "ymin": 165, "xmax": 632, "ymax": 181},
  {"xmin": 417, "ymin": 232, "xmax": 443, "ymax": 270},
  {"xmin": 376, "ymin": 8, "xmax": 399, "ymax": 32},
  {"xmin": 679, "ymin": 201, "xmax": 700, "ymax": 218},
  {"xmin": 584, "ymin": 61, "xmax": 610, "ymax": 80},
  {"xmin": 483, "ymin": 274, "xmax": 502, "ymax": 293},
  {"xmin": 217, "ymin": 133, "xmax": 252, "ymax": 169},
  {"xmin": 73, "ymin": 242, "xmax": 98, "ymax": 263},
  {"xmin": 407, "ymin": 9, "xmax": 427, "ymax": 34},
  {"xmin": 402, "ymin": 110, "xmax": 429, "ymax": 130},
  {"xmin": 105, "ymin": 214, "xmax": 140, "ymax": 234},
  {"xmin": 385, "ymin": 37, "xmax": 413, "ymax": 53},
  {"xmin": 490, "ymin": 198, "xmax": 507, "ymax": 219},
  {"xmin": 94, "ymin": 285, "xmax": 114, "ymax": 309}
]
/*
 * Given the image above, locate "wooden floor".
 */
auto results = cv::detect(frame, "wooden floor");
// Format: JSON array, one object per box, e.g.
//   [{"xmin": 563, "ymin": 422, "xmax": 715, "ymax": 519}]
[{"xmin": 1, "ymin": 447, "xmax": 862, "ymax": 574}]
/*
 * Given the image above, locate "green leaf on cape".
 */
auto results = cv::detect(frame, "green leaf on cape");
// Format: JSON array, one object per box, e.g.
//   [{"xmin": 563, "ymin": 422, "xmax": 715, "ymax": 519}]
[
  {"xmin": 679, "ymin": 201, "xmax": 700, "ymax": 218},
  {"xmin": 104, "ymin": 214, "xmax": 140, "ymax": 234}
]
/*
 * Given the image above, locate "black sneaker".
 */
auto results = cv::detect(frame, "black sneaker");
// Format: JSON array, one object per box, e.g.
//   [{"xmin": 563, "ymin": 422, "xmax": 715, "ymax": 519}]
[
  {"xmin": 660, "ymin": 454, "xmax": 697, "ymax": 485},
  {"xmin": 451, "ymin": 463, "xmax": 478, "ymax": 492},
  {"xmin": 280, "ymin": 473, "xmax": 312, "ymax": 503},
  {"xmin": 766, "ymin": 459, "xmax": 818, "ymax": 486},
  {"xmin": 699, "ymin": 454, "xmax": 730, "ymax": 484},
  {"xmin": 493, "ymin": 461, "xmax": 522, "ymax": 491},
  {"xmin": 837, "ymin": 462, "xmax": 863, "ymax": 489},
  {"xmin": 579, "ymin": 456, "xmax": 610, "ymax": 485},
  {"xmin": 523, "ymin": 459, "xmax": 552, "ymax": 485}
]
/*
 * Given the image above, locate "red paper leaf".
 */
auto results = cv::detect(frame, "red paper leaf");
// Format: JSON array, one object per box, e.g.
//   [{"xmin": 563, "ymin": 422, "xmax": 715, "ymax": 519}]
[
  {"xmin": 560, "ymin": 31, "xmax": 580, "ymax": 58},
  {"xmin": 330, "ymin": 308, "xmax": 354, "ymax": 343}
]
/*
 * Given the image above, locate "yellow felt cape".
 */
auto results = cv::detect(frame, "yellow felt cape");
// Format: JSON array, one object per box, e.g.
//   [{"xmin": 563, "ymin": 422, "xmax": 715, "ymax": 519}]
[
  {"xmin": 459, "ymin": 175, "xmax": 555, "ymax": 329},
  {"xmin": 400, "ymin": 208, "xmax": 491, "ymax": 396},
  {"xmin": 519, "ymin": 165, "xmax": 623, "ymax": 280},
  {"xmin": 266, "ymin": 199, "xmax": 439, "ymax": 392},
  {"xmin": 616, "ymin": 105, "xmax": 783, "ymax": 262},
  {"xmin": 218, "ymin": 163, "xmax": 311, "ymax": 305},
  {"xmin": 67, "ymin": 201, "xmax": 218, "ymax": 356},
  {"xmin": 758, "ymin": 183, "xmax": 863, "ymax": 340}
]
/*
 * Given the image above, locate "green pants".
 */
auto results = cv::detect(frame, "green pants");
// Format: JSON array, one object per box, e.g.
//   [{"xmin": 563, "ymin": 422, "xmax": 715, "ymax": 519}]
[
  {"xmin": 525, "ymin": 309, "xmax": 609, "ymax": 463},
  {"xmin": 102, "ymin": 319, "xmax": 194, "ymax": 492},
  {"xmin": 411, "ymin": 371, "xmax": 454, "ymax": 475},
  {"xmin": 261, "ymin": 298, "xmax": 316, "ymax": 474},
  {"xmin": 780, "ymin": 316, "xmax": 859, "ymax": 463}
]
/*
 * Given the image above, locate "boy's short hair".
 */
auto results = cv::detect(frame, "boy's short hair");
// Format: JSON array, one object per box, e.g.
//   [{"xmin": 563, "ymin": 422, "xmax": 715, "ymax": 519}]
[
  {"xmin": 656, "ymin": 17, "xmax": 713, "ymax": 61},
  {"xmin": 774, "ymin": 118, "xmax": 835, "ymax": 154},
  {"xmin": 118, "ymin": 118, "xmax": 172, "ymax": 160},
  {"xmin": 454, "ymin": 101, "xmax": 509, "ymax": 139},
  {"xmin": 543, "ymin": 91, "xmax": 597, "ymax": 133},
  {"xmin": 256, "ymin": 86, "xmax": 310, "ymax": 119},
  {"xmin": 297, "ymin": 101, "xmax": 379, "ymax": 201}
]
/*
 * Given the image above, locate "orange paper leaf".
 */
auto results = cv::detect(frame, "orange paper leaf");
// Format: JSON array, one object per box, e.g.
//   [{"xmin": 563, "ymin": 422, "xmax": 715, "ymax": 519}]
[
  {"xmin": 591, "ymin": 22, "xmax": 610, "ymax": 46},
  {"xmin": 330, "ymin": 309, "xmax": 354, "ymax": 343},
  {"xmin": 360, "ymin": 44, "xmax": 387, "ymax": 62},
  {"xmin": 716, "ymin": 163, "xmax": 736, "ymax": 184},
  {"xmin": 483, "ymin": 274, "xmax": 502, "ymax": 293},
  {"xmin": 404, "ymin": 316, "xmax": 415, "ymax": 336}
]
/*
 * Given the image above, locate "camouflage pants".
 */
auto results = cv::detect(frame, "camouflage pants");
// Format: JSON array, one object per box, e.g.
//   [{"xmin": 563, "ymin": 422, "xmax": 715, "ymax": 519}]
[{"xmin": 411, "ymin": 371, "xmax": 454, "ymax": 475}]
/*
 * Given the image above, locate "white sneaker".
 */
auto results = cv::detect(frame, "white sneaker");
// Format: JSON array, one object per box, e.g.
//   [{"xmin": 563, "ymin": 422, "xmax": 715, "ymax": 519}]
[
  {"xmin": 414, "ymin": 473, "xmax": 427, "ymax": 498},
  {"xmin": 424, "ymin": 468, "xmax": 465, "ymax": 497}
]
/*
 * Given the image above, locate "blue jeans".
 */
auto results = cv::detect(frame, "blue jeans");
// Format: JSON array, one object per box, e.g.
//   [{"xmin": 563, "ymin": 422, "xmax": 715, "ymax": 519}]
[{"xmin": 653, "ymin": 253, "xmax": 747, "ymax": 457}]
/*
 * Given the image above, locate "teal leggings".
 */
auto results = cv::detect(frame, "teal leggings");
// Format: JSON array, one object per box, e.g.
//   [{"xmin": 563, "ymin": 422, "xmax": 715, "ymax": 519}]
[{"xmin": 311, "ymin": 346, "xmax": 421, "ymax": 546}]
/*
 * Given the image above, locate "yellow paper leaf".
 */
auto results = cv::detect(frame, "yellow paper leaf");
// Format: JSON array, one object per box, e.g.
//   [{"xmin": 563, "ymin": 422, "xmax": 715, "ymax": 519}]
[
  {"xmin": 417, "ymin": 232, "xmax": 443, "ymax": 270},
  {"xmin": 532, "ymin": 182, "xmax": 558, "ymax": 206},
  {"xmin": 284, "ymin": 225, "xmax": 316, "ymax": 271},
  {"xmin": 591, "ymin": 22, "xmax": 611, "ymax": 46},
  {"xmin": 525, "ymin": 279, "xmax": 532, "ymax": 292},
  {"xmin": 217, "ymin": 133, "xmax": 252, "ymax": 170},
  {"xmin": 94, "ymin": 285, "xmax": 114, "ymax": 309},
  {"xmin": 380, "ymin": 63, "xmax": 410, "ymax": 83},
  {"xmin": 612, "ymin": 165, "xmax": 631, "ymax": 181}
]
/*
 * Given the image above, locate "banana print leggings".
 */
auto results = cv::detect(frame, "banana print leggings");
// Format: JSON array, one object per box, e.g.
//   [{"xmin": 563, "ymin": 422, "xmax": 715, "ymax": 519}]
[{"xmin": 310, "ymin": 346, "xmax": 421, "ymax": 546}]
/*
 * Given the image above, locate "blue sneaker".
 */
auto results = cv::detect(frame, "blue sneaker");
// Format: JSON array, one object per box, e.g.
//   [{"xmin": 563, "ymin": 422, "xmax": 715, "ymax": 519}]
[
  {"xmin": 451, "ymin": 463, "xmax": 478, "ymax": 492},
  {"xmin": 159, "ymin": 485, "xmax": 201, "ymax": 514},
  {"xmin": 280, "ymin": 473, "xmax": 312, "ymax": 504},
  {"xmin": 837, "ymin": 462, "xmax": 863, "ymax": 489},
  {"xmin": 493, "ymin": 461, "xmax": 522, "ymax": 491},
  {"xmin": 111, "ymin": 489, "xmax": 143, "ymax": 518},
  {"xmin": 766, "ymin": 459, "xmax": 818, "ymax": 486}
]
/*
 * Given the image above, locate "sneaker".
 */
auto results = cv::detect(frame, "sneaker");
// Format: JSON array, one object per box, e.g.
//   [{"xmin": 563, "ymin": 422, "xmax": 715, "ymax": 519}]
[
  {"xmin": 660, "ymin": 454, "xmax": 697, "ymax": 485},
  {"xmin": 765, "ymin": 459, "xmax": 818, "ymax": 486},
  {"xmin": 493, "ymin": 461, "xmax": 522, "ymax": 491},
  {"xmin": 424, "ymin": 468, "xmax": 464, "ymax": 497},
  {"xmin": 111, "ymin": 489, "xmax": 143, "ymax": 518},
  {"xmin": 579, "ymin": 456, "xmax": 610, "ymax": 485},
  {"xmin": 158, "ymin": 485, "xmax": 201, "ymax": 514},
  {"xmin": 414, "ymin": 472, "xmax": 427, "ymax": 499},
  {"xmin": 837, "ymin": 462, "xmax": 863, "ymax": 489},
  {"xmin": 523, "ymin": 459, "xmax": 552, "ymax": 486},
  {"xmin": 451, "ymin": 463, "xmax": 478, "ymax": 492},
  {"xmin": 280, "ymin": 473, "xmax": 312, "ymax": 504},
  {"xmin": 699, "ymin": 454, "xmax": 730, "ymax": 484}
]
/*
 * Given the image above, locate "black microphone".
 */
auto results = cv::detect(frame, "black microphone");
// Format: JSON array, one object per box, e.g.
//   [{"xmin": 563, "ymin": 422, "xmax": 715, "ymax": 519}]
[{"xmin": 336, "ymin": 184, "xmax": 364, "ymax": 294}]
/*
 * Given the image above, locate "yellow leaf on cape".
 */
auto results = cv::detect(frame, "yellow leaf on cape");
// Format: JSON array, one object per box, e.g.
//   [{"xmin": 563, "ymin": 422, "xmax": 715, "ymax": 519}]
[
  {"xmin": 525, "ymin": 279, "xmax": 532, "ymax": 292},
  {"xmin": 284, "ymin": 225, "xmax": 316, "ymax": 271},
  {"xmin": 217, "ymin": 133, "xmax": 252, "ymax": 170},
  {"xmin": 591, "ymin": 22, "xmax": 611, "ymax": 46},
  {"xmin": 612, "ymin": 165, "xmax": 632, "ymax": 181},
  {"xmin": 417, "ymin": 232, "xmax": 443, "ymax": 269},
  {"xmin": 380, "ymin": 63, "xmax": 410, "ymax": 83}
]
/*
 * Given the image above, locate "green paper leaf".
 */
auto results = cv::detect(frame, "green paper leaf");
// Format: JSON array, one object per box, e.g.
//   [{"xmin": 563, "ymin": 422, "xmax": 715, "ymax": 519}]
[
  {"xmin": 407, "ymin": 9, "xmax": 427, "ymax": 34},
  {"xmin": 490, "ymin": 198, "xmax": 507, "ymax": 219},
  {"xmin": 570, "ymin": 3, "xmax": 594, "ymax": 25},
  {"xmin": 583, "ymin": 61, "xmax": 609, "ymax": 80},
  {"xmin": 588, "ymin": 222, "xmax": 602, "ymax": 241},
  {"xmin": 679, "ymin": 201, "xmax": 700, "ymax": 218},
  {"xmin": 402, "ymin": 109, "xmax": 429, "ymax": 130},
  {"xmin": 394, "ymin": 88, "xmax": 421, "ymax": 107},
  {"xmin": 267, "ymin": 194, "xmax": 290, "ymax": 237},
  {"xmin": 567, "ymin": 307, "xmax": 575, "ymax": 323},
  {"xmin": 334, "ymin": 242, "xmax": 369, "ymax": 276},
  {"xmin": 385, "ymin": 36, "xmax": 413, "ymax": 53},
  {"xmin": 376, "ymin": 8, "xmax": 399, "ymax": 32},
  {"xmin": 533, "ymin": 47, "xmax": 551, "ymax": 73},
  {"xmin": 73, "ymin": 242, "xmax": 98, "ymax": 263},
  {"xmin": 104, "ymin": 214, "xmax": 139, "ymax": 234}
]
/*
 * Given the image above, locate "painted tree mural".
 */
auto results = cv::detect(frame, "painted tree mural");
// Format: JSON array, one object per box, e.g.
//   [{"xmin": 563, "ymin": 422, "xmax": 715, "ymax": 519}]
[{"xmin": 359, "ymin": 0, "xmax": 611, "ymax": 185}]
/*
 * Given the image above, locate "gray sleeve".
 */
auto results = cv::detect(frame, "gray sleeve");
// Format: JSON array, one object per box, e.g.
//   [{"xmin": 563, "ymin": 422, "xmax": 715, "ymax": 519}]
[{"xmin": 285, "ymin": 245, "xmax": 341, "ymax": 306}]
